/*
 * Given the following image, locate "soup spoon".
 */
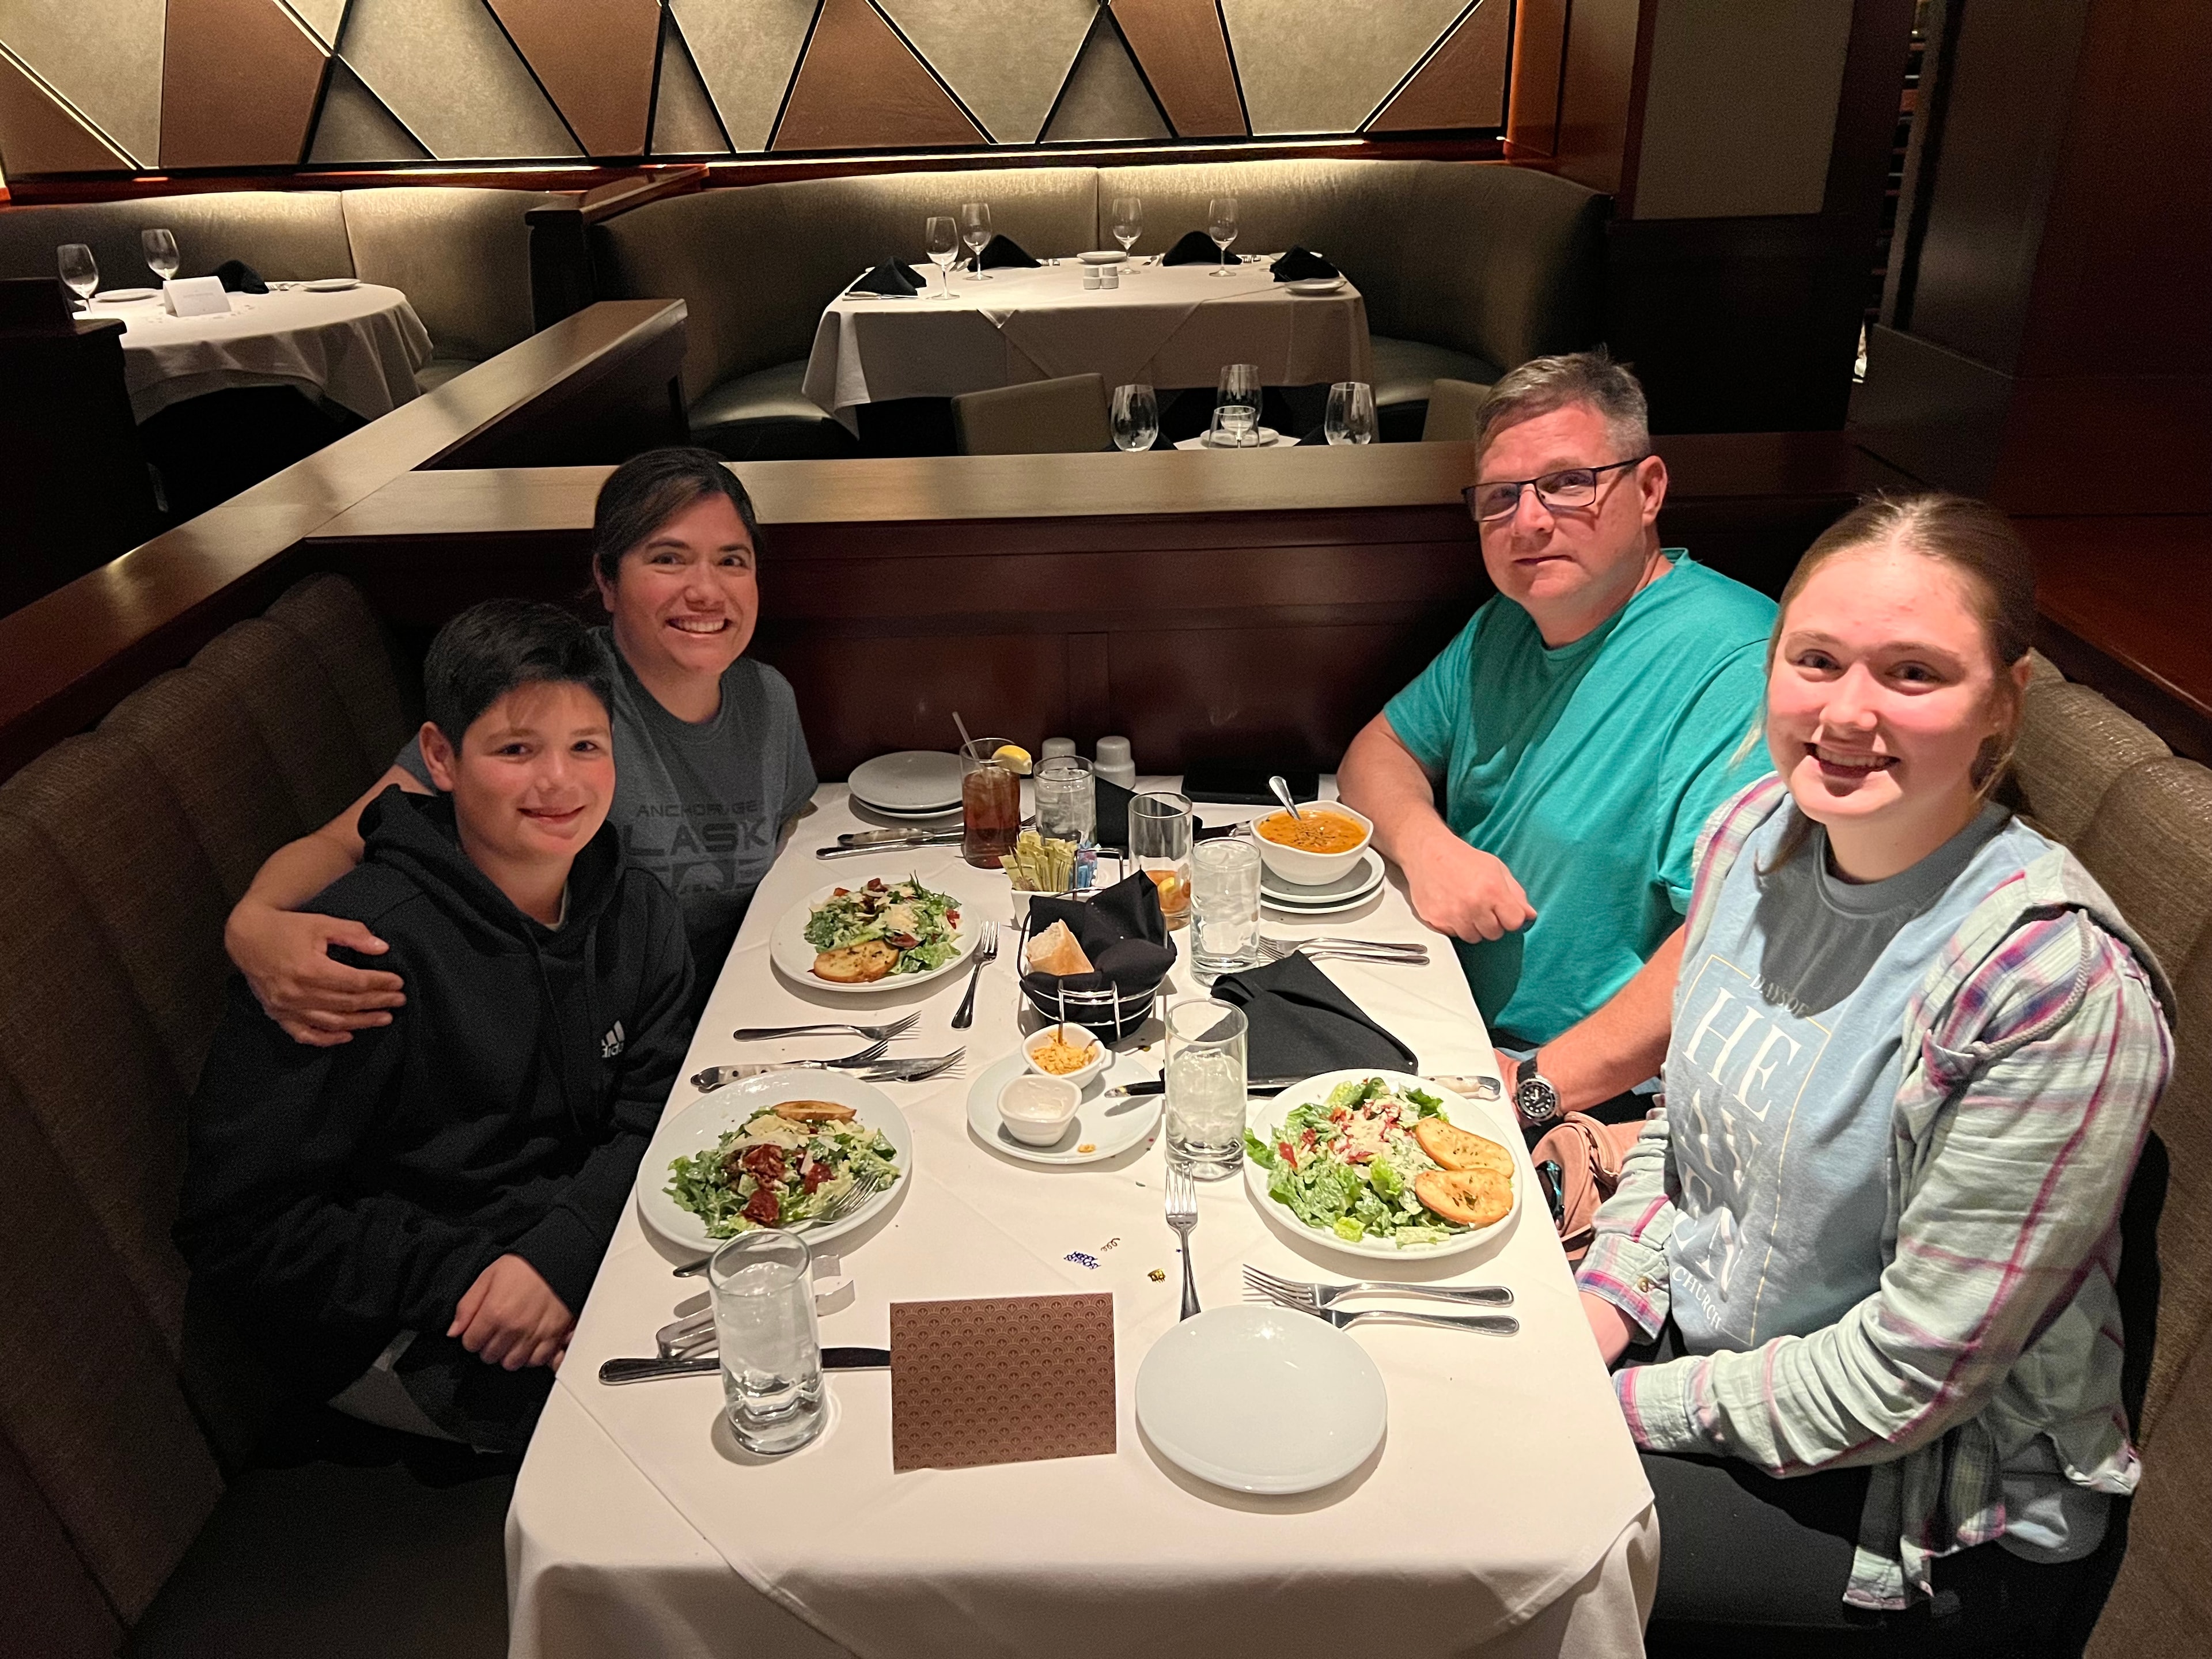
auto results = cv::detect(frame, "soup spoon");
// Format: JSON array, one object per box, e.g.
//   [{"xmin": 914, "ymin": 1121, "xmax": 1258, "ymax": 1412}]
[{"xmin": 1267, "ymin": 774, "xmax": 1304, "ymax": 821}]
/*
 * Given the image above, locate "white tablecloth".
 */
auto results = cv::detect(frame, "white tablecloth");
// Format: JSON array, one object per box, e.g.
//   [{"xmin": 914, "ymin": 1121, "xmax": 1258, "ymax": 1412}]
[
  {"xmin": 507, "ymin": 780, "xmax": 1656, "ymax": 1659},
  {"xmin": 79, "ymin": 283, "xmax": 432, "ymax": 422},
  {"xmin": 801, "ymin": 260, "xmax": 1373, "ymax": 430}
]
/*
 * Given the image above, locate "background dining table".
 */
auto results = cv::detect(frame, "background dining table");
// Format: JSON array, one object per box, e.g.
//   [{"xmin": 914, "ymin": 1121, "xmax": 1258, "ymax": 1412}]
[
  {"xmin": 506, "ymin": 778, "xmax": 1657, "ymax": 1659},
  {"xmin": 77, "ymin": 282, "xmax": 432, "ymax": 423},
  {"xmin": 800, "ymin": 260, "xmax": 1374, "ymax": 433}
]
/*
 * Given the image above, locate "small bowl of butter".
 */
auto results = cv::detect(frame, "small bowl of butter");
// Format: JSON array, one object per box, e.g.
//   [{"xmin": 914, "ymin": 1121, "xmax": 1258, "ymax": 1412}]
[{"xmin": 998, "ymin": 1074, "xmax": 1082, "ymax": 1146}]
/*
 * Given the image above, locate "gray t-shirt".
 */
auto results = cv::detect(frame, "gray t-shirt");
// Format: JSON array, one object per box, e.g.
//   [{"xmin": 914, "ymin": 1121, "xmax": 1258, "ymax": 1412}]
[
  {"xmin": 1667, "ymin": 799, "xmax": 2104, "ymax": 1560},
  {"xmin": 398, "ymin": 628, "xmax": 816, "ymax": 983}
]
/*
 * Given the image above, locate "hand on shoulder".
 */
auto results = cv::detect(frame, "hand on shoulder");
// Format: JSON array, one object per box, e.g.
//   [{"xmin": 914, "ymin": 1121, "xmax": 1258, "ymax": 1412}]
[{"xmin": 225, "ymin": 900, "xmax": 405, "ymax": 1048}]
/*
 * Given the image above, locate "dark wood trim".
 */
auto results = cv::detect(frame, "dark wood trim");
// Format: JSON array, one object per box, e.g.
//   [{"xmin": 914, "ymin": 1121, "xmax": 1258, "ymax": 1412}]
[
  {"xmin": 525, "ymin": 166, "xmax": 709, "ymax": 329},
  {"xmin": 0, "ymin": 299, "xmax": 687, "ymax": 782}
]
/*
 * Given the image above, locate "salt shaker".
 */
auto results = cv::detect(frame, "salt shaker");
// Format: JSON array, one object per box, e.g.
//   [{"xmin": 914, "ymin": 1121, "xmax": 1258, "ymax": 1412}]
[
  {"xmin": 1094, "ymin": 736, "xmax": 1137, "ymax": 790},
  {"xmin": 1041, "ymin": 737, "xmax": 1078, "ymax": 760}
]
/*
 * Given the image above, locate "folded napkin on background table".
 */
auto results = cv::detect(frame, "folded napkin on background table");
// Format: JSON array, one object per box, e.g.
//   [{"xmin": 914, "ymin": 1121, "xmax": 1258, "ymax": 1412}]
[
  {"xmin": 1022, "ymin": 870, "xmax": 1175, "ymax": 1000},
  {"xmin": 1161, "ymin": 230, "xmax": 1240, "ymax": 266},
  {"xmin": 213, "ymin": 259, "xmax": 268, "ymax": 294},
  {"xmin": 1270, "ymin": 246, "xmax": 1339, "ymax": 282},
  {"xmin": 1211, "ymin": 952, "xmax": 1419, "ymax": 1075},
  {"xmin": 978, "ymin": 234, "xmax": 1041, "ymax": 270},
  {"xmin": 850, "ymin": 260, "xmax": 925, "ymax": 296}
]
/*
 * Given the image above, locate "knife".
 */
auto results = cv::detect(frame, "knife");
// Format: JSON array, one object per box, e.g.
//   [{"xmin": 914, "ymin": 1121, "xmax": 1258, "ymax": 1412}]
[
  {"xmin": 600, "ymin": 1346, "xmax": 890, "ymax": 1385},
  {"xmin": 836, "ymin": 825, "xmax": 964, "ymax": 848},
  {"xmin": 819, "ymin": 835, "xmax": 962, "ymax": 859},
  {"xmin": 1104, "ymin": 1073, "xmax": 1504, "ymax": 1101},
  {"xmin": 693, "ymin": 1060, "xmax": 863, "ymax": 1087}
]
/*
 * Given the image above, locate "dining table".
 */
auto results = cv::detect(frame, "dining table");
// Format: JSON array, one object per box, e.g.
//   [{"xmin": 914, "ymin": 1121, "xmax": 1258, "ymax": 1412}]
[
  {"xmin": 77, "ymin": 282, "xmax": 433, "ymax": 423},
  {"xmin": 799, "ymin": 259, "xmax": 1374, "ymax": 434},
  {"xmin": 505, "ymin": 777, "xmax": 1657, "ymax": 1659}
]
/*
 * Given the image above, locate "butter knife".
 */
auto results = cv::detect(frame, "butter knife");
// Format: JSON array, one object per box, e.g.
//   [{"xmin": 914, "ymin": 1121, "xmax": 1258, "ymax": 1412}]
[
  {"xmin": 819, "ymin": 836, "xmax": 962, "ymax": 859},
  {"xmin": 836, "ymin": 825, "xmax": 963, "ymax": 847},
  {"xmin": 1104, "ymin": 1073, "xmax": 1504, "ymax": 1101},
  {"xmin": 600, "ymin": 1346, "xmax": 891, "ymax": 1385}
]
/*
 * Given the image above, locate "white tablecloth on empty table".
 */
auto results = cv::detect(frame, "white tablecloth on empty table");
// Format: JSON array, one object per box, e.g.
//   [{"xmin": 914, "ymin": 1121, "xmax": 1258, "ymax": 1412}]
[
  {"xmin": 507, "ymin": 781, "xmax": 1656, "ymax": 1659},
  {"xmin": 79, "ymin": 283, "xmax": 432, "ymax": 422},
  {"xmin": 800, "ymin": 260, "xmax": 1373, "ymax": 430}
]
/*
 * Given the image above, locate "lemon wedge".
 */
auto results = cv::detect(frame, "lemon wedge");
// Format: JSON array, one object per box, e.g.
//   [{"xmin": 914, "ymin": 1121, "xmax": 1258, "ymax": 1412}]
[{"xmin": 992, "ymin": 743, "xmax": 1033, "ymax": 775}]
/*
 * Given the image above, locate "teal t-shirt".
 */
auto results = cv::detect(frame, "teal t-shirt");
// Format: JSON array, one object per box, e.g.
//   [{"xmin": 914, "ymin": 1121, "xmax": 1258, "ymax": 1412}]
[{"xmin": 1382, "ymin": 550, "xmax": 1775, "ymax": 1044}]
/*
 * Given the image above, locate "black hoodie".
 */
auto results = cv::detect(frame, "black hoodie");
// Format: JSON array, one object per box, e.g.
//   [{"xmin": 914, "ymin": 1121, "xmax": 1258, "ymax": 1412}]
[{"xmin": 176, "ymin": 787, "xmax": 694, "ymax": 1397}]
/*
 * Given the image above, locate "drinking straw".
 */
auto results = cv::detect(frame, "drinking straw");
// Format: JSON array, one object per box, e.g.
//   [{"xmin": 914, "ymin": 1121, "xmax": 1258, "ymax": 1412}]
[{"xmin": 953, "ymin": 711, "xmax": 974, "ymax": 753}]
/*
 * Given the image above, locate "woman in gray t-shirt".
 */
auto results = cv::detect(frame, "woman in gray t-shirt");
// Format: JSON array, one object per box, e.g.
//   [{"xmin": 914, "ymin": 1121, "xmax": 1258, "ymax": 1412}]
[{"xmin": 225, "ymin": 449, "xmax": 816, "ymax": 1041}]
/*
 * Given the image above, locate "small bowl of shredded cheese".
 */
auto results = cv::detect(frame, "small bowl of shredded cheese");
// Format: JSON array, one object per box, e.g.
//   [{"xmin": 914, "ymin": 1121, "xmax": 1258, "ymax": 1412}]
[{"xmin": 1023, "ymin": 1024, "xmax": 1108, "ymax": 1088}]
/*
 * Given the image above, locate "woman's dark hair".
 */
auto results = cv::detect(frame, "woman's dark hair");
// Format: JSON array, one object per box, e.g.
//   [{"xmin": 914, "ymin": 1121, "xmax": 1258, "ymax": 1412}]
[
  {"xmin": 423, "ymin": 599, "xmax": 613, "ymax": 745},
  {"xmin": 590, "ymin": 446, "xmax": 762, "ymax": 590}
]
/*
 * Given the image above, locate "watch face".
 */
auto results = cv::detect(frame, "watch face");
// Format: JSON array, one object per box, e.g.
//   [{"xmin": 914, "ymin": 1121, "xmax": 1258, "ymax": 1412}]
[{"xmin": 1516, "ymin": 1077, "xmax": 1559, "ymax": 1122}]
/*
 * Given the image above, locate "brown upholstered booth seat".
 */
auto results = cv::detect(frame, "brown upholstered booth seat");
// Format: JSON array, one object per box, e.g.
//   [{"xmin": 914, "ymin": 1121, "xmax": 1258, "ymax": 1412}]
[
  {"xmin": 0, "ymin": 574, "xmax": 506, "ymax": 1657},
  {"xmin": 588, "ymin": 160, "xmax": 1607, "ymax": 456},
  {"xmin": 0, "ymin": 187, "xmax": 563, "ymax": 392}
]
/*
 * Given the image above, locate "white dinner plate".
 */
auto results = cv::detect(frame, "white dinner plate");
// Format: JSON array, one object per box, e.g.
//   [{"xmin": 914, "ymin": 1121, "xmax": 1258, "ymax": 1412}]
[
  {"xmin": 1286, "ymin": 277, "xmax": 1347, "ymax": 295},
  {"xmin": 1136, "ymin": 1304, "xmax": 1387, "ymax": 1494},
  {"xmin": 849, "ymin": 749, "xmax": 965, "ymax": 815},
  {"xmin": 769, "ymin": 872, "xmax": 979, "ymax": 994},
  {"xmin": 1174, "ymin": 426, "xmax": 1291, "ymax": 452},
  {"xmin": 1244, "ymin": 1069, "xmax": 1521, "ymax": 1260},
  {"xmin": 964, "ymin": 1050, "xmax": 1161, "ymax": 1165},
  {"xmin": 94, "ymin": 287, "xmax": 158, "ymax": 303},
  {"xmin": 638, "ymin": 1070, "xmax": 911, "ymax": 1254},
  {"xmin": 1261, "ymin": 848, "xmax": 1385, "ymax": 912},
  {"xmin": 305, "ymin": 277, "xmax": 359, "ymax": 291},
  {"xmin": 1078, "ymin": 249, "xmax": 1127, "ymax": 264}
]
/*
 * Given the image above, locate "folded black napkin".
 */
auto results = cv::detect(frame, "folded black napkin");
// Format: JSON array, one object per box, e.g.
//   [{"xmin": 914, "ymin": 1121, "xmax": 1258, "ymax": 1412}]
[
  {"xmin": 978, "ymin": 234, "xmax": 1041, "ymax": 270},
  {"xmin": 1296, "ymin": 425, "xmax": 1330, "ymax": 445},
  {"xmin": 1270, "ymin": 246, "xmax": 1339, "ymax": 282},
  {"xmin": 1210, "ymin": 952, "xmax": 1418, "ymax": 1076},
  {"xmin": 1162, "ymin": 230, "xmax": 1239, "ymax": 267},
  {"xmin": 851, "ymin": 260, "xmax": 925, "ymax": 296},
  {"xmin": 1095, "ymin": 776, "xmax": 1135, "ymax": 850},
  {"xmin": 213, "ymin": 259, "xmax": 268, "ymax": 294},
  {"xmin": 1023, "ymin": 870, "xmax": 1177, "ymax": 1000}
]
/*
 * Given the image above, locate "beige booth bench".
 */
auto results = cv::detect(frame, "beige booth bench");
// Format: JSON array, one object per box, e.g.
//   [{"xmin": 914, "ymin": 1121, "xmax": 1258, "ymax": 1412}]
[
  {"xmin": 587, "ymin": 159, "xmax": 1609, "ymax": 457},
  {"xmin": 0, "ymin": 187, "xmax": 563, "ymax": 390},
  {"xmin": 0, "ymin": 582, "xmax": 2204, "ymax": 1653}
]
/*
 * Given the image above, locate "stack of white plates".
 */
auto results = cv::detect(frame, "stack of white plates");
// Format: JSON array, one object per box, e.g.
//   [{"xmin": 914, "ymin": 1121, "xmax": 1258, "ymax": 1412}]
[
  {"xmin": 1260, "ymin": 847, "xmax": 1385, "ymax": 915},
  {"xmin": 848, "ymin": 749, "xmax": 964, "ymax": 819}
]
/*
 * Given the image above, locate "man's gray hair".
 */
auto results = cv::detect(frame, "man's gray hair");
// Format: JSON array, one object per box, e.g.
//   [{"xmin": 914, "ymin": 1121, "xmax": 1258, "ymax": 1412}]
[{"xmin": 1471, "ymin": 350, "xmax": 1650, "ymax": 465}]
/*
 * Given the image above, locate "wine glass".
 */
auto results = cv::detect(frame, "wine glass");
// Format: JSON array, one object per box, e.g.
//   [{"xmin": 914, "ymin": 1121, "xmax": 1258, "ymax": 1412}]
[
  {"xmin": 1207, "ymin": 196, "xmax": 1238, "ymax": 275},
  {"xmin": 1111, "ymin": 382, "xmax": 1160, "ymax": 452},
  {"xmin": 1216, "ymin": 362, "xmax": 1260, "ymax": 444},
  {"xmin": 1111, "ymin": 195, "xmax": 1143, "ymax": 266},
  {"xmin": 925, "ymin": 215, "xmax": 960, "ymax": 298},
  {"xmin": 1325, "ymin": 380, "xmax": 1378, "ymax": 445},
  {"xmin": 960, "ymin": 202, "xmax": 993, "ymax": 281},
  {"xmin": 142, "ymin": 228, "xmax": 181, "ymax": 286},
  {"xmin": 56, "ymin": 243, "xmax": 99, "ymax": 311}
]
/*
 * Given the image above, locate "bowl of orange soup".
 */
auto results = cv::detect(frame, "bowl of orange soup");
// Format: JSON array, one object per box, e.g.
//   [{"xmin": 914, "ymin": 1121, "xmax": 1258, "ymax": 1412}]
[{"xmin": 1252, "ymin": 801, "xmax": 1374, "ymax": 887}]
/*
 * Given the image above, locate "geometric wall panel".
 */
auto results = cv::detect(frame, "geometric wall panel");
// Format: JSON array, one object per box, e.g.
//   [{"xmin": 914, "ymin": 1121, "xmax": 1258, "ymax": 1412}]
[
  {"xmin": 1106, "ymin": 0, "xmax": 1243, "ymax": 138},
  {"xmin": 485, "ymin": 0, "xmax": 658, "ymax": 156},
  {"xmin": 648, "ymin": 9, "xmax": 732, "ymax": 156},
  {"xmin": 0, "ymin": 0, "xmax": 168, "ymax": 164},
  {"xmin": 877, "ymin": 0, "xmax": 1093, "ymax": 145},
  {"xmin": 0, "ymin": 44, "xmax": 136, "ymax": 172},
  {"xmin": 160, "ymin": 0, "xmax": 327, "ymax": 168},
  {"xmin": 771, "ymin": 0, "xmax": 983, "ymax": 152},
  {"xmin": 306, "ymin": 52, "xmax": 426, "ymax": 161},
  {"xmin": 338, "ymin": 0, "xmax": 581, "ymax": 159},
  {"xmin": 1367, "ymin": 0, "xmax": 1506, "ymax": 132},
  {"xmin": 1041, "ymin": 7, "xmax": 1169, "ymax": 145},
  {"xmin": 669, "ymin": 0, "xmax": 816, "ymax": 154},
  {"xmin": 287, "ymin": 0, "xmax": 349, "ymax": 50},
  {"xmin": 1221, "ymin": 0, "xmax": 1465, "ymax": 136}
]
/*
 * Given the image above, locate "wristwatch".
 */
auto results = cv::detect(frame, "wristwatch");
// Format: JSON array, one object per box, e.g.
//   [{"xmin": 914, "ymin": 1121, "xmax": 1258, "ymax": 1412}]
[{"xmin": 1514, "ymin": 1054, "xmax": 1562, "ymax": 1128}]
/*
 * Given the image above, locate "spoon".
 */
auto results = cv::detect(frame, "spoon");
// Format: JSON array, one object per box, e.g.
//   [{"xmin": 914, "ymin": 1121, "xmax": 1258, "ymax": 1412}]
[{"xmin": 1267, "ymin": 775, "xmax": 1304, "ymax": 821}]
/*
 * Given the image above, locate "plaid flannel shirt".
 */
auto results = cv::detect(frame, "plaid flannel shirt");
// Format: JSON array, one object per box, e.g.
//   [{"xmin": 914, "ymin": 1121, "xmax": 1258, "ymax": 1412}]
[{"xmin": 1577, "ymin": 776, "xmax": 2175, "ymax": 1609}]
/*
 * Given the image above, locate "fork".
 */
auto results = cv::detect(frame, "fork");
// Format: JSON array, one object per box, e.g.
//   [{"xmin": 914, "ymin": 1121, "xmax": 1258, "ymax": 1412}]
[
  {"xmin": 1242, "ymin": 1263, "xmax": 1513, "ymax": 1311},
  {"xmin": 690, "ymin": 1039, "xmax": 889, "ymax": 1091},
  {"xmin": 949, "ymin": 921, "xmax": 999, "ymax": 1031},
  {"xmin": 731, "ymin": 1014, "xmax": 921, "ymax": 1042},
  {"xmin": 1165, "ymin": 1164, "xmax": 1200, "ymax": 1319},
  {"xmin": 857, "ymin": 1048, "xmax": 964, "ymax": 1083},
  {"xmin": 1255, "ymin": 937, "xmax": 1429, "ymax": 965},
  {"xmin": 1247, "ymin": 1274, "xmax": 1519, "ymax": 1336},
  {"xmin": 671, "ymin": 1169, "xmax": 891, "ymax": 1275}
]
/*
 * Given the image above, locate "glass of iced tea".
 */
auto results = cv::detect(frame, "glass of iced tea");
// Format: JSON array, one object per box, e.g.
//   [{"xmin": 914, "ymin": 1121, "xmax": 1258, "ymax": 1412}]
[
  {"xmin": 1130, "ymin": 790, "xmax": 1194, "ymax": 927},
  {"xmin": 959, "ymin": 737, "xmax": 1022, "ymax": 868}
]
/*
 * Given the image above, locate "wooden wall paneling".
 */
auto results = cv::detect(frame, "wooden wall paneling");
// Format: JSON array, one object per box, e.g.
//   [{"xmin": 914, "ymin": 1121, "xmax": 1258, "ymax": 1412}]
[
  {"xmin": 156, "ymin": 0, "xmax": 329, "ymax": 169},
  {"xmin": 1548, "ymin": 0, "xmax": 1643, "ymax": 199},
  {"xmin": 877, "ymin": 0, "xmax": 1097, "ymax": 146},
  {"xmin": 1218, "ymin": 0, "xmax": 1468, "ymax": 138},
  {"xmin": 0, "ymin": 0, "xmax": 165, "ymax": 166},
  {"xmin": 771, "ymin": 0, "xmax": 985, "ymax": 152},
  {"xmin": 1502, "ymin": 0, "xmax": 1566, "ymax": 157},
  {"xmin": 0, "ymin": 45, "xmax": 137, "ymax": 174},
  {"xmin": 1368, "ymin": 0, "xmax": 1510, "ymax": 135},
  {"xmin": 335, "ymin": 0, "xmax": 582, "ymax": 161},
  {"xmin": 484, "ymin": 0, "xmax": 661, "ymax": 159},
  {"xmin": 1040, "ymin": 7, "xmax": 1172, "ymax": 145},
  {"xmin": 1107, "ymin": 0, "xmax": 1247, "ymax": 138}
]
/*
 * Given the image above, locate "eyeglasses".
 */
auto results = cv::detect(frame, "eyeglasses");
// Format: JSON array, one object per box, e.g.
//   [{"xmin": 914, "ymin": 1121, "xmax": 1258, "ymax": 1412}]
[{"xmin": 1463, "ymin": 456, "xmax": 1651, "ymax": 522}]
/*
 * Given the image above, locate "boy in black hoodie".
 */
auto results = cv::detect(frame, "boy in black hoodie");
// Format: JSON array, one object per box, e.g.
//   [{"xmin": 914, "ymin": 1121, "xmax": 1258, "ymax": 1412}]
[{"xmin": 177, "ymin": 600, "xmax": 694, "ymax": 1452}]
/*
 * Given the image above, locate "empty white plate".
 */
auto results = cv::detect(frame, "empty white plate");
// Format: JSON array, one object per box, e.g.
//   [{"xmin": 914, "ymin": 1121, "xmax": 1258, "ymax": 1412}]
[
  {"xmin": 94, "ymin": 287, "xmax": 158, "ymax": 303},
  {"xmin": 305, "ymin": 277, "xmax": 359, "ymax": 291},
  {"xmin": 849, "ymin": 750, "xmax": 965, "ymax": 814},
  {"xmin": 1137, "ymin": 1303, "xmax": 1387, "ymax": 1494},
  {"xmin": 1286, "ymin": 277, "xmax": 1347, "ymax": 295}
]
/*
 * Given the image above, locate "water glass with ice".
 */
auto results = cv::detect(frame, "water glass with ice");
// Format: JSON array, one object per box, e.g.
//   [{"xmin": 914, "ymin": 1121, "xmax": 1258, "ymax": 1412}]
[
  {"xmin": 1190, "ymin": 838, "xmax": 1262, "ymax": 976},
  {"xmin": 1165, "ymin": 998, "xmax": 1247, "ymax": 1179},
  {"xmin": 1034, "ymin": 755, "xmax": 1096, "ymax": 846},
  {"xmin": 710, "ymin": 1229, "xmax": 825, "ymax": 1455}
]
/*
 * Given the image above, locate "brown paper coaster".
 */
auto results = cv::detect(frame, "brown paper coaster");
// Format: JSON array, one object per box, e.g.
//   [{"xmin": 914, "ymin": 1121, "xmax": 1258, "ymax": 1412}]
[{"xmin": 890, "ymin": 1293, "xmax": 1117, "ymax": 1471}]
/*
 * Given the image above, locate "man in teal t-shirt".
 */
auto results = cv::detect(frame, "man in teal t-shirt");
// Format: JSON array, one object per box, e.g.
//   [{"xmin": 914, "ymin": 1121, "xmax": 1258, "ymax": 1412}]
[{"xmin": 1339, "ymin": 353, "xmax": 1775, "ymax": 1056}]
